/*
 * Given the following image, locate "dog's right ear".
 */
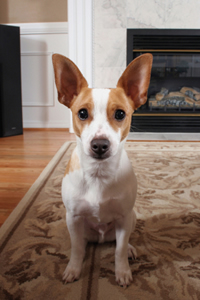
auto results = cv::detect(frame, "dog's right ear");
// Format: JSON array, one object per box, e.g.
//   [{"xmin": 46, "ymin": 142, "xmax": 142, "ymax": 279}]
[
  {"xmin": 52, "ymin": 54, "xmax": 88, "ymax": 108},
  {"xmin": 117, "ymin": 53, "xmax": 153, "ymax": 110}
]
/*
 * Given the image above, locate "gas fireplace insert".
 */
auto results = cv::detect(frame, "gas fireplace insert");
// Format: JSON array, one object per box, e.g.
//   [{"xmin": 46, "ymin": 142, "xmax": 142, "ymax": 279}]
[{"xmin": 127, "ymin": 29, "xmax": 200, "ymax": 132}]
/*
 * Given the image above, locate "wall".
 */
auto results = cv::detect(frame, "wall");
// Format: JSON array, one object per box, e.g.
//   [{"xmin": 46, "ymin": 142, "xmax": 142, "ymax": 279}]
[
  {"xmin": 0, "ymin": 0, "xmax": 67, "ymax": 23},
  {"xmin": 0, "ymin": 1, "xmax": 69, "ymax": 128},
  {"xmin": 93, "ymin": 0, "xmax": 200, "ymax": 88},
  {"xmin": 19, "ymin": 23, "xmax": 69, "ymax": 128}
]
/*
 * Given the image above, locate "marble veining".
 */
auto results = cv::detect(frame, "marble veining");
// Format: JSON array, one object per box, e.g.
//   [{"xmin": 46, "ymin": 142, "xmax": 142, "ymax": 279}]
[
  {"xmin": 94, "ymin": 0, "xmax": 200, "ymax": 88},
  {"xmin": 94, "ymin": 67, "xmax": 125, "ymax": 88},
  {"xmin": 127, "ymin": 0, "xmax": 166, "ymax": 28},
  {"xmin": 94, "ymin": 28, "xmax": 126, "ymax": 68},
  {"xmin": 95, "ymin": 0, "xmax": 127, "ymax": 28}
]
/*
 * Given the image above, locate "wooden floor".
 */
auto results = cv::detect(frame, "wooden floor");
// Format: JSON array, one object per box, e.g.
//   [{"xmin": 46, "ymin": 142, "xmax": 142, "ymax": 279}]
[{"xmin": 0, "ymin": 129, "xmax": 76, "ymax": 227}]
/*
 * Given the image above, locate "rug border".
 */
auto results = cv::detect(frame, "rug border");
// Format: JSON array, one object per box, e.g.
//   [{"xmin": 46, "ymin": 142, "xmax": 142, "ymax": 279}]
[{"xmin": 0, "ymin": 141, "xmax": 73, "ymax": 250}]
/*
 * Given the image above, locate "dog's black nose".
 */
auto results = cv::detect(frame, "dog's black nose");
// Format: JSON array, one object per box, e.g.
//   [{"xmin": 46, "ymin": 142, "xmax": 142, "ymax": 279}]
[{"xmin": 90, "ymin": 139, "xmax": 110, "ymax": 158}]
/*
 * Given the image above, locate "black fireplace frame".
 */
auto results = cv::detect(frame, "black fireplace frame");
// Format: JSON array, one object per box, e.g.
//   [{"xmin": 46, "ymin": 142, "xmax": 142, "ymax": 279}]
[{"xmin": 127, "ymin": 29, "xmax": 200, "ymax": 133}]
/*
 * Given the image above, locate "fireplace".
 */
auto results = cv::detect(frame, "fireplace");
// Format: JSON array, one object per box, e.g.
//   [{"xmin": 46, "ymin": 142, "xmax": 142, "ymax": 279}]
[{"xmin": 127, "ymin": 29, "xmax": 200, "ymax": 132}]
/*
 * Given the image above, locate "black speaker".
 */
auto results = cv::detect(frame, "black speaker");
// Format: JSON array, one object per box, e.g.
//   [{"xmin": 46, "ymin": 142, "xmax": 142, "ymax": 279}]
[{"xmin": 0, "ymin": 24, "xmax": 23, "ymax": 137}]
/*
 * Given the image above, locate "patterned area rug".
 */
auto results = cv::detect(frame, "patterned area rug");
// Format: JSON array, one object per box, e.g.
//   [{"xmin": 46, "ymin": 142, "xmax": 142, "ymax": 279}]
[{"xmin": 0, "ymin": 141, "xmax": 200, "ymax": 300}]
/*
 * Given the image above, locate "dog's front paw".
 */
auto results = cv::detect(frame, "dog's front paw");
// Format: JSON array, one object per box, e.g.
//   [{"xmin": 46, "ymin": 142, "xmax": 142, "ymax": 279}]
[
  {"xmin": 63, "ymin": 263, "xmax": 82, "ymax": 283},
  {"xmin": 115, "ymin": 267, "xmax": 133, "ymax": 288}
]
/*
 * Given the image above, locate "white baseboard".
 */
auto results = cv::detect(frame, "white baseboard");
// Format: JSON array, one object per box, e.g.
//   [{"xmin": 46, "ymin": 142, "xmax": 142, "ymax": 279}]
[
  {"xmin": 128, "ymin": 132, "xmax": 200, "ymax": 141},
  {"xmin": 23, "ymin": 121, "xmax": 69, "ymax": 128}
]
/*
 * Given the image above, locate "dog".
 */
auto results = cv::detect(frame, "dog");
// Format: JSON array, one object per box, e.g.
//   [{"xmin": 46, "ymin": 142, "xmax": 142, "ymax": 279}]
[{"xmin": 52, "ymin": 53, "xmax": 153, "ymax": 287}]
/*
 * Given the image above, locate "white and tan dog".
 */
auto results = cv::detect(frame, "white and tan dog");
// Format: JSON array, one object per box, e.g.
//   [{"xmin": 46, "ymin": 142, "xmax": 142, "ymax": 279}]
[{"xmin": 52, "ymin": 53, "xmax": 153, "ymax": 287}]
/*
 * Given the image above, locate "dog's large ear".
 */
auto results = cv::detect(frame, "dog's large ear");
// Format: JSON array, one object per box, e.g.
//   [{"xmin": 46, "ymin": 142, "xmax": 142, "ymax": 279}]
[
  {"xmin": 117, "ymin": 53, "xmax": 153, "ymax": 110},
  {"xmin": 52, "ymin": 54, "xmax": 88, "ymax": 108}
]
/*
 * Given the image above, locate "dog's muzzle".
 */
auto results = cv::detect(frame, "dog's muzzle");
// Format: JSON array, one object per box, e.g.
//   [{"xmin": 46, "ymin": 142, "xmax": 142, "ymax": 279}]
[{"xmin": 90, "ymin": 138, "xmax": 110, "ymax": 159}]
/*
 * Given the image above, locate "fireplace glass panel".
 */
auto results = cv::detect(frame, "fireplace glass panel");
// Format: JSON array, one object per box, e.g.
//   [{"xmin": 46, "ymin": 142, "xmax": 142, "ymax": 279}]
[
  {"xmin": 135, "ymin": 51, "xmax": 200, "ymax": 113},
  {"xmin": 127, "ymin": 29, "xmax": 200, "ymax": 132}
]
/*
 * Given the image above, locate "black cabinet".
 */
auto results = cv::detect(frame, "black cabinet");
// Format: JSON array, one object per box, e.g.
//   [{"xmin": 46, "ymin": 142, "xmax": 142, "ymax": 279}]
[{"xmin": 0, "ymin": 24, "xmax": 23, "ymax": 137}]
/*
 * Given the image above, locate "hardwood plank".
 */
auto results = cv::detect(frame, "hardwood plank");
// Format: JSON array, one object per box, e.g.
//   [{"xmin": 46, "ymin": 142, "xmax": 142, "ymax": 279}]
[{"xmin": 0, "ymin": 129, "xmax": 76, "ymax": 227}]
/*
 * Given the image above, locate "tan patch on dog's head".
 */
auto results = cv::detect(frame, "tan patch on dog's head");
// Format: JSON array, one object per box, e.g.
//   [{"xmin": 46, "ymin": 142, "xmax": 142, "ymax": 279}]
[
  {"xmin": 107, "ymin": 88, "xmax": 134, "ymax": 141},
  {"xmin": 70, "ymin": 88, "xmax": 94, "ymax": 137}
]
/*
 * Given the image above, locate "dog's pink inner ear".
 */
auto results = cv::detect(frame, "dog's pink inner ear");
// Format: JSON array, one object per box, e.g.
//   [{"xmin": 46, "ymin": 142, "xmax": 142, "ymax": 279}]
[
  {"xmin": 117, "ymin": 54, "xmax": 153, "ymax": 110},
  {"xmin": 52, "ymin": 54, "xmax": 88, "ymax": 108}
]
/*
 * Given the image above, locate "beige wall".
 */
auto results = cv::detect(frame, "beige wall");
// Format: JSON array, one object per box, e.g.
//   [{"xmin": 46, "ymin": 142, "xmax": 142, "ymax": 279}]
[{"xmin": 0, "ymin": 0, "xmax": 68, "ymax": 23}]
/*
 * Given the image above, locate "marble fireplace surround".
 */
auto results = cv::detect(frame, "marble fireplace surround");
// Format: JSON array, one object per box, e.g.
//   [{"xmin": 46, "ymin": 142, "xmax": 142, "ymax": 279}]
[{"xmin": 68, "ymin": 0, "xmax": 200, "ymax": 140}]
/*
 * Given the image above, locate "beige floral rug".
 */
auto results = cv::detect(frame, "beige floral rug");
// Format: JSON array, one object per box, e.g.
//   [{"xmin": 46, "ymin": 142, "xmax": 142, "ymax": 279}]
[{"xmin": 0, "ymin": 141, "xmax": 200, "ymax": 300}]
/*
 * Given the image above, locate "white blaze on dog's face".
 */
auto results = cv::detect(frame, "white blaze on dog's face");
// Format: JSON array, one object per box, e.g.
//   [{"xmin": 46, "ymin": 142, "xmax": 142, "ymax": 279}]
[
  {"xmin": 70, "ymin": 87, "xmax": 134, "ymax": 159},
  {"xmin": 52, "ymin": 53, "xmax": 153, "ymax": 159}
]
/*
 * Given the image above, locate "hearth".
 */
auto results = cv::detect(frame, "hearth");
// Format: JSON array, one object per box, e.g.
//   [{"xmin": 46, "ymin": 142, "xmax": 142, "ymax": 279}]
[{"xmin": 127, "ymin": 29, "xmax": 200, "ymax": 132}]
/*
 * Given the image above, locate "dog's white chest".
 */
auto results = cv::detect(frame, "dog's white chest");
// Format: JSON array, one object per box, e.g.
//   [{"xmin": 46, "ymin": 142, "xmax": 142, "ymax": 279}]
[
  {"xmin": 62, "ymin": 159, "xmax": 137, "ymax": 224},
  {"xmin": 63, "ymin": 175, "xmax": 124, "ymax": 222}
]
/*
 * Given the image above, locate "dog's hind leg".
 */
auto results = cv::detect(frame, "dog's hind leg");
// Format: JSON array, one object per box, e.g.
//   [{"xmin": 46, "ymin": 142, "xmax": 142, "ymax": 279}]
[
  {"xmin": 128, "ymin": 209, "xmax": 137, "ymax": 259},
  {"xmin": 128, "ymin": 243, "xmax": 137, "ymax": 260}
]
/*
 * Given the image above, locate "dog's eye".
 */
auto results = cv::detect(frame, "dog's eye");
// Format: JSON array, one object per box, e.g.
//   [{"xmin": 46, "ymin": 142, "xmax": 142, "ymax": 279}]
[
  {"xmin": 78, "ymin": 109, "xmax": 88, "ymax": 120},
  {"xmin": 115, "ymin": 109, "xmax": 126, "ymax": 121}
]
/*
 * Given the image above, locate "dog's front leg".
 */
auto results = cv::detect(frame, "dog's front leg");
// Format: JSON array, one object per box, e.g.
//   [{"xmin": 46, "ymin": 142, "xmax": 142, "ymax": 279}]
[
  {"xmin": 115, "ymin": 210, "xmax": 135, "ymax": 287},
  {"xmin": 63, "ymin": 212, "xmax": 86, "ymax": 283}
]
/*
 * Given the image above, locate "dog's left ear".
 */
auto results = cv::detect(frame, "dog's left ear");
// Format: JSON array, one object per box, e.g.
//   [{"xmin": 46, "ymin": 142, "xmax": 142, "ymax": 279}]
[{"xmin": 117, "ymin": 53, "xmax": 153, "ymax": 110}]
